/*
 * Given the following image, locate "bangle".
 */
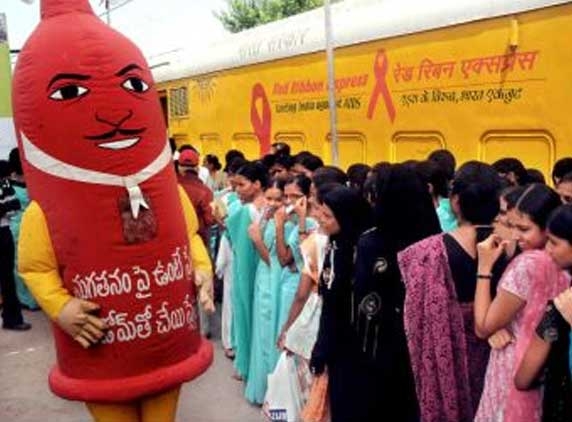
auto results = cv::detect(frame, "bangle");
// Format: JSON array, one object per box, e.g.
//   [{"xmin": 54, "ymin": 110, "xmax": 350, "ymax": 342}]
[{"xmin": 477, "ymin": 274, "xmax": 493, "ymax": 280}]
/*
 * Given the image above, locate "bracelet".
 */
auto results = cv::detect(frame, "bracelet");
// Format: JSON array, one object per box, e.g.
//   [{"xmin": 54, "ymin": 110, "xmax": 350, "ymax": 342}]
[{"xmin": 477, "ymin": 274, "xmax": 493, "ymax": 280}]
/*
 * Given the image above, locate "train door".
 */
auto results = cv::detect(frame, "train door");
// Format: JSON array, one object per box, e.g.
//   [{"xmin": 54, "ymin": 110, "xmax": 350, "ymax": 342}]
[
  {"xmin": 274, "ymin": 132, "xmax": 306, "ymax": 154},
  {"xmin": 232, "ymin": 133, "xmax": 260, "ymax": 160},
  {"xmin": 390, "ymin": 132, "xmax": 446, "ymax": 163},
  {"xmin": 323, "ymin": 131, "xmax": 366, "ymax": 170},
  {"xmin": 479, "ymin": 131, "xmax": 555, "ymax": 180},
  {"xmin": 172, "ymin": 133, "xmax": 189, "ymax": 148},
  {"xmin": 200, "ymin": 133, "xmax": 224, "ymax": 159}
]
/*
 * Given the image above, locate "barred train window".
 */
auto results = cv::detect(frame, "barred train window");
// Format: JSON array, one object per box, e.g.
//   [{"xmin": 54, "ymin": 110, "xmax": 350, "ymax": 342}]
[{"xmin": 169, "ymin": 87, "xmax": 188, "ymax": 117}]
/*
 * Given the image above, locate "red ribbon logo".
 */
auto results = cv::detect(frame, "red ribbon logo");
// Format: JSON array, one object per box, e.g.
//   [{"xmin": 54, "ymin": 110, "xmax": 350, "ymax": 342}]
[
  {"xmin": 250, "ymin": 83, "xmax": 272, "ymax": 157},
  {"xmin": 367, "ymin": 49, "xmax": 396, "ymax": 123}
]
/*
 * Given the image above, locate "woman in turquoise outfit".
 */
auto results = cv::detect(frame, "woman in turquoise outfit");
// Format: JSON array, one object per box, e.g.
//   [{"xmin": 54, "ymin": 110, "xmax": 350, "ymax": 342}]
[
  {"xmin": 245, "ymin": 179, "xmax": 286, "ymax": 404},
  {"xmin": 226, "ymin": 162, "xmax": 268, "ymax": 381},
  {"xmin": 8, "ymin": 148, "xmax": 38, "ymax": 310},
  {"xmin": 214, "ymin": 162, "xmax": 242, "ymax": 359},
  {"xmin": 273, "ymin": 175, "xmax": 316, "ymax": 367}
]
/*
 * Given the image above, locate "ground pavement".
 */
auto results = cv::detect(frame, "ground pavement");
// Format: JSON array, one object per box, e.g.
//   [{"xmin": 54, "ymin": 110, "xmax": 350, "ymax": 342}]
[{"xmin": 0, "ymin": 309, "xmax": 262, "ymax": 421}]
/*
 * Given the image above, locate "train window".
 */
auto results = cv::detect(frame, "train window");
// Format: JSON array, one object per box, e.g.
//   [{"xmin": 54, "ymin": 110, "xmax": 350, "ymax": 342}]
[
  {"xmin": 390, "ymin": 132, "xmax": 445, "ymax": 162},
  {"xmin": 480, "ymin": 131, "xmax": 555, "ymax": 181},
  {"xmin": 232, "ymin": 133, "xmax": 260, "ymax": 160},
  {"xmin": 200, "ymin": 133, "xmax": 223, "ymax": 159},
  {"xmin": 274, "ymin": 132, "xmax": 306, "ymax": 154},
  {"xmin": 323, "ymin": 131, "xmax": 366, "ymax": 169},
  {"xmin": 169, "ymin": 86, "xmax": 188, "ymax": 118},
  {"xmin": 172, "ymin": 133, "xmax": 189, "ymax": 149}
]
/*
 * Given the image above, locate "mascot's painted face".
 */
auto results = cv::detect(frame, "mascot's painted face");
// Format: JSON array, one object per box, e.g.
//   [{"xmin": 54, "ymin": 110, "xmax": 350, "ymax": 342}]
[{"xmin": 12, "ymin": 1, "xmax": 166, "ymax": 176}]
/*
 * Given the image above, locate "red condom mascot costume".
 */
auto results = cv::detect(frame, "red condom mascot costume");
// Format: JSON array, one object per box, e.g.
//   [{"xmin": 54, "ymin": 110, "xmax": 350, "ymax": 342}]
[{"xmin": 12, "ymin": 0, "xmax": 214, "ymax": 420}]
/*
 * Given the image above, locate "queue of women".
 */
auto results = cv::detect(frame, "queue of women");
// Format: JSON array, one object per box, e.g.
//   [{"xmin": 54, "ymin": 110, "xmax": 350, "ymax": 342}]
[{"xmin": 210, "ymin": 145, "xmax": 572, "ymax": 422}]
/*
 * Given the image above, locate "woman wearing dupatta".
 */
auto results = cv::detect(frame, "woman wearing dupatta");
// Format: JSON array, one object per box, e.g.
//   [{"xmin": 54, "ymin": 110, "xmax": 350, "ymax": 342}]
[
  {"xmin": 352, "ymin": 164, "xmax": 441, "ymax": 421},
  {"xmin": 398, "ymin": 162, "xmax": 503, "ymax": 422},
  {"xmin": 296, "ymin": 229, "xmax": 330, "ymax": 422},
  {"xmin": 214, "ymin": 157, "xmax": 245, "ymax": 359},
  {"xmin": 245, "ymin": 180, "xmax": 285, "ymax": 404},
  {"xmin": 474, "ymin": 184, "xmax": 566, "ymax": 422},
  {"xmin": 309, "ymin": 186, "xmax": 373, "ymax": 422},
  {"xmin": 226, "ymin": 162, "xmax": 267, "ymax": 381},
  {"xmin": 274, "ymin": 176, "xmax": 317, "ymax": 349},
  {"xmin": 271, "ymin": 182, "xmax": 338, "ymax": 422},
  {"xmin": 275, "ymin": 172, "xmax": 348, "ymax": 352}
]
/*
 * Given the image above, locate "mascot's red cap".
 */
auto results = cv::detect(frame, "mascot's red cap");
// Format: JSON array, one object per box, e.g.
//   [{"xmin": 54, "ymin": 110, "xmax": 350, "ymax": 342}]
[
  {"xmin": 41, "ymin": 0, "xmax": 93, "ymax": 19},
  {"xmin": 13, "ymin": 0, "xmax": 167, "ymax": 182}
]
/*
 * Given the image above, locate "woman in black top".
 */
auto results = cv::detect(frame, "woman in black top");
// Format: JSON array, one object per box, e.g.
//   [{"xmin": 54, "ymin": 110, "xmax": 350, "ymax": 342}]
[
  {"xmin": 442, "ymin": 162, "xmax": 507, "ymax": 413},
  {"xmin": 353, "ymin": 163, "xmax": 441, "ymax": 421},
  {"xmin": 309, "ymin": 186, "xmax": 373, "ymax": 422}
]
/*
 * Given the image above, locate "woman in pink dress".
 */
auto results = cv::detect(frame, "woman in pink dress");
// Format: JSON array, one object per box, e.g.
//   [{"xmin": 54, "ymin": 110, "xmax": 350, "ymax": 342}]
[{"xmin": 474, "ymin": 184, "xmax": 568, "ymax": 422}]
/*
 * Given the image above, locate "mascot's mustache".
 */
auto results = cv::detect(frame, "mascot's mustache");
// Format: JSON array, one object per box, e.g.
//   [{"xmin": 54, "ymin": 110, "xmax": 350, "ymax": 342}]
[{"xmin": 85, "ymin": 127, "xmax": 146, "ymax": 141}]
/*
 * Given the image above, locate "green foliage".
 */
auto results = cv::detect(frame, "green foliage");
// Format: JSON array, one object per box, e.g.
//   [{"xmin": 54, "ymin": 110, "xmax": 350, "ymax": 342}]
[{"xmin": 215, "ymin": 0, "xmax": 325, "ymax": 33}]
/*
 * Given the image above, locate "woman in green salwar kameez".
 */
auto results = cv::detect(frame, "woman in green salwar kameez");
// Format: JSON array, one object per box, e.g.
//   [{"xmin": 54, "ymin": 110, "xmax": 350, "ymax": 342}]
[
  {"xmin": 226, "ymin": 162, "xmax": 267, "ymax": 381},
  {"xmin": 273, "ymin": 175, "xmax": 316, "ymax": 367},
  {"xmin": 245, "ymin": 179, "xmax": 285, "ymax": 404}
]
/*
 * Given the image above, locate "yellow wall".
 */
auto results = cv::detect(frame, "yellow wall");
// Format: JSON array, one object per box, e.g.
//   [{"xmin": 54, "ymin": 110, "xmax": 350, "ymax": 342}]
[
  {"xmin": 159, "ymin": 3, "xmax": 572, "ymax": 176},
  {"xmin": 0, "ymin": 14, "xmax": 12, "ymax": 117}
]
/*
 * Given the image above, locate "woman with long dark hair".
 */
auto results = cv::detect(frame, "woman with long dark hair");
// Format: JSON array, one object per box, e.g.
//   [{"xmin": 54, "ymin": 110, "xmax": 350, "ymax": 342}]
[
  {"xmin": 351, "ymin": 163, "xmax": 441, "ymax": 420},
  {"xmin": 474, "ymin": 184, "xmax": 566, "ymax": 422},
  {"xmin": 309, "ymin": 186, "xmax": 373, "ymax": 421},
  {"xmin": 416, "ymin": 159, "xmax": 455, "ymax": 231},
  {"xmin": 398, "ymin": 161, "xmax": 503, "ymax": 421},
  {"xmin": 515, "ymin": 204, "xmax": 572, "ymax": 422},
  {"xmin": 226, "ymin": 161, "xmax": 268, "ymax": 381},
  {"xmin": 245, "ymin": 178, "xmax": 286, "ymax": 404},
  {"xmin": 274, "ymin": 175, "xmax": 316, "ymax": 349}
]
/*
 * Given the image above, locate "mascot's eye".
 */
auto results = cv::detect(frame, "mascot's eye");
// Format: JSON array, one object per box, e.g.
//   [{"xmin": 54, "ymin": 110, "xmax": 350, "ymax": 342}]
[
  {"xmin": 49, "ymin": 85, "xmax": 89, "ymax": 101},
  {"xmin": 122, "ymin": 77, "xmax": 149, "ymax": 93}
]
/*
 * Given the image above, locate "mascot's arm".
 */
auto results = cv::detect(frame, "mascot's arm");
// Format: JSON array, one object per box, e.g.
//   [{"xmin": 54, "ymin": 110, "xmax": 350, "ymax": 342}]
[
  {"xmin": 177, "ymin": 185, "xmax": 215, "ymax": 313},
  {"xmin": 18, "ymin": 201, "xmax": 71, "ymax": 320},
  {"xmin": 19, "ymin": 202, "xmax": 107, "ymax": 348}
]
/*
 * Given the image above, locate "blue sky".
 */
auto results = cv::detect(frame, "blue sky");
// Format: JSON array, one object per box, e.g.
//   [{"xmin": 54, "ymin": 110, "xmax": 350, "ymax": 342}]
[{"xmin": 2, "ymin": 0, "xmax": 229, "ymax": 59}]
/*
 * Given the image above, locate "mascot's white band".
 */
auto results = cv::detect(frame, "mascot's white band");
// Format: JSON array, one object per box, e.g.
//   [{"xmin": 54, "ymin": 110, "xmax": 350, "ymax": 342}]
[{"xmin": 21, "ymin": 132, "xmax": 172, "ymax": 219}]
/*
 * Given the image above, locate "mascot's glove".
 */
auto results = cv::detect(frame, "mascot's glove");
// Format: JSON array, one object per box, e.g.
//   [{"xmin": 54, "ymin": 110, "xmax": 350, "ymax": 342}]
[
  {"xmin": 195, "ymin": 269, "xmax": 215, "ymax": 314},
  {"xmin": 57, "ymin": 298, "xmax": 107, "ymax": 349}
]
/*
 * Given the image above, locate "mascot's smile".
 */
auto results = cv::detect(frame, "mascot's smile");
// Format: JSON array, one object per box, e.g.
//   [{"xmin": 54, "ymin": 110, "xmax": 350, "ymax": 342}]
[
  {"xmin": 97, "ymin": 137, "xmax": 141, "ymax": 150},
  {"xmin": 85, "ymin": 127, "xmax": 147, "ymax": 150}
]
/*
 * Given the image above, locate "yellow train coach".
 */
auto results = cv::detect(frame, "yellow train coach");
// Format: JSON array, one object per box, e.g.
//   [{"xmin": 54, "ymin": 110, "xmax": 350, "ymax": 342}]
[{"xmin": 152, "ymin": 0, "xmax": 572, "ymax": 175}]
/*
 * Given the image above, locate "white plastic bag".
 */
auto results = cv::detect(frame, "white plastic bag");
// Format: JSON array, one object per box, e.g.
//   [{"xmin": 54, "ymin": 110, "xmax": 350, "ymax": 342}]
[
  {"xmin": 263, "ymin": 352, "xmax": 304, "ymax": 422},
  {"xmin": 284, "ymin": 292, "xmax": 322, "ymax": 360}
]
